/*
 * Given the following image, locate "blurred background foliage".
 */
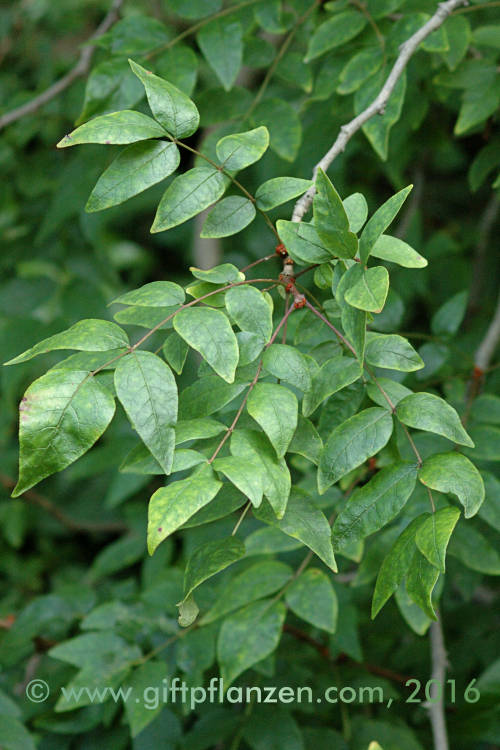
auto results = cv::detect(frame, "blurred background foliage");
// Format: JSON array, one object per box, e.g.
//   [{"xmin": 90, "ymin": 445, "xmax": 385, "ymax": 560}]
[{"xmin": 0, "ymin": 0, "xmax": 499, "ymax": 748}]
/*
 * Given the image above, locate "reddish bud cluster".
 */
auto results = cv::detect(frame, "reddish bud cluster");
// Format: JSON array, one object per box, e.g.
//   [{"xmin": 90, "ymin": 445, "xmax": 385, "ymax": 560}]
[
  {"xmin": 275, "ymin": 243, "xmax": 287, "ymax": 257},
  {"xmin": 472, "ymin": 365, "xmax": 484, "ymax": 381},
  {"xmin": 293, "ymin": 296, "xmax": 306, "ymax": 309}
]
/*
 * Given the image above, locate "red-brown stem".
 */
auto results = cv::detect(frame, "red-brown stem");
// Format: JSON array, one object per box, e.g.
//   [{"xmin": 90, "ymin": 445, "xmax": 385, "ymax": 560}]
[
  {"xmin": 240, "ymin": 254, "xmax": 277, "ymax": 273},
  {"xmin": 208, "ymin": 302, "xmax": 296, "ymax": 463}
]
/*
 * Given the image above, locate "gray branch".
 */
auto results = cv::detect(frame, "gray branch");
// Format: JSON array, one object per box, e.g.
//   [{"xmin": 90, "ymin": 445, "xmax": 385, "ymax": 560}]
[
  {"xmin": 476, "ymin": 289, "xmax": 500, "ymax": 371},
  {"xmin": 0, "ymin": 0, "xmax": 123, "ymax": 131},
  {"xmin": 425, "ymin": 618, "xmax": 449, "ymax": 750},
  {"xmin": 291, "ymin": 0, "xmax": 466, "ymax": 222}
]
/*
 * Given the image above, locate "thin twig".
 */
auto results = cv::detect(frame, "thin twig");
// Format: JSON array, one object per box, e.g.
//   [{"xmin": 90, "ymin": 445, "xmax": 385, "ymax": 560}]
[
  {"xmin": 0, "ymin": 473, "xmax": 128, "ymax": 534},
  {"xmin": 0, "ymin": 0, "xmax": 124, "ymax": 131},
  {"xmin": 468, "ymin": 195, "xmax": 499, "ymax": 315},
  {"xmin": 425, "ymin": 617, "xmax": 449, "ymax": 750},
  {"xmin": 291, "ymin": 0, "xmax": 466, "ymax": 222}
]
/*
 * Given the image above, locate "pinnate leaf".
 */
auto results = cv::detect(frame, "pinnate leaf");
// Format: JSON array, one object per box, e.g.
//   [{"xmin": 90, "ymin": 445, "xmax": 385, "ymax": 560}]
[
  {"xmin": 418, "ymin": 452, "xmax": 485, "ymax": 518},
  {"xmin": 396, "ymin": 392, "xmax": 474, "ymax": 447},
  {"xmin": 285, "ymin": 569, "xmax": 338, "ymax": 633},
  {"xmin": 318, "ymin": 407, "xmax": 393, "ymax": 493},
  {"xmin": 13, "ymin": 369, "xmax": 115, "ymax": 496},
  {"xmin": 114, "ymin": 351, "xmax": 178, "ymax": 475},
  {"xmin": 129, "ymin": 59, "xmax": 199, "ymax": 137},
  {"xmin": 415, "ymin": 506, "xmax": 461, "ymax": 572},
  {"xmin": 218, "ymin": 600, "xmax": 286, "ymax": 687},
  {"xmin": 57, "ymin": 110, "xmax": 166, "ymax": 148},
  {"xmin": 147, "ymin": 465, "xmax": 222, "ymax": 553},
  {"xmin": 152, "ymin": 166, "xmax": 228, "ymax": 232},
  {"xmin": 5, "ymin": 319, "xmax": 129, "ymax": 366},
  {"xmin": 332, "ymin": 462, "xmax": 418, "ymax": 548},
  {"xmin": 201, "ymin": 197, "xmax": 256, "ymax": 238},
  {"xmin": 216, "ymin": 127, "xmax": 269, "ymax": 170},
  {"xmin": 173, "ymin": 307, "xmax": 239, "ymax": 383},
  {"xmin": 86, "ymin": 141, "xmax": 180, "ymax": 212},
  {"xmin": 247, "ymin": 383, "xmax": 298, "ymax": 458}
]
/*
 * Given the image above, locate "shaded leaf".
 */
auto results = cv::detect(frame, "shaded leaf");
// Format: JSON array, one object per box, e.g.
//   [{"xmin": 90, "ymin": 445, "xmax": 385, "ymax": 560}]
[
  {"xmin": 86, "ymin": 140, "xmax": 180, "ymax": 212},
  {"xmin": 305, "ymin": 10, "xmax": 366, "ymax": 61},
  {"xmin": 173, "ymin": 307, "xmax": 239, "ymax": 383},
  {"xmin": 418, "ymin": 452, "xmax": 484, "ymax": 518},
  {"xmin": 197, "ymin": 17, "xmax": 243, "ymax": 91},
  {"xmin": 129, "ymin": 59, "xmax": 199, "ymax": 137},
  {"xmin": 247, "ymin": 383, "xmax": 298, "ymax": 458},
  {"xmin": 13, "ymin": 369, "xmax": 115, "ymax": 496},
  {"xmin": 396, "ymin": 392, "xmax": 474, "ymax": 447},
  {"xmin": 147, "ymin": 465, "xmax": 222, "ymax": 553},
  {"xmin": 406, "ymin": 549, "xmax": 439, "ymax": 620},
  {"xmin": 115, "ymin": 351, "xmax": 178, "ymax": 474},
  {"xmin": 302, "ymin": 356, "xmax": 361, "ymax": 417},
  {"xmin": 318, "ymin": 407, "xmax": 393, "ymax": 493},
  {"xmin": 182, "ymin": 537, "xmax": 245, "ymax": 602},
  {"xmin": 285, "ymin": 568, "xmax": 338, "ymax": 633}
]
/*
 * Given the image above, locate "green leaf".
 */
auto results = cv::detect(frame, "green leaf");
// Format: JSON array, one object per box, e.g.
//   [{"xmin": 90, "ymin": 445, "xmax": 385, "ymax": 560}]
[
  {"xmin": 217, "ymin": 600, "xmax": 286, "ymax": 687},
  {"xmin": 197, "ymin": 17, "xmax": 243, "ymax": 91},
  {"xmin": 314, "ymin": 169, "xmax": 358, "ymax": 259},
  {"xmin": 359, "ymin": 186, "xmax": 413, "ymax": 264},
  {"xmin": 152, "ymin": 166, "xmax": 228, "ymax": 232},
  {"xmin": 5, "ymin": 319, "xmax": 129, "ymax": 366},
  {"xmin": 112, "ymin": 280, "xmax": 185, "ymax": 307},
  {"xmin": 337, "ymin": 47, "xmax": 384, "ymax": 94},
  {"xmin": 225, "ymin": 285, "xmax": 273, "ymax": 341},
  {"xmin": 277, "ymin": 50, "xmax": 313, "ymax": 92},
  {"xmin": 129, "ymin": 59, "xmax": 199, "ymax": 137},
  {"xmin": 201, "ymin": 561, "xmax": 292, "ymax": 624},
  {"xmin": 372, "ymin": 516, "xmax": 428, "ymax": 618},
  {"xmin": 396, "ymin": 392, "xmax": 474, "ymax": 447},
  {"xmin": 125, "ymin": 662, "xmax": 166, "ymax": 737},
  {"xmin": 318, "ymin": 407, "xmax": 393, "ymax": 494},
  {"xmin": 415, "ymin": 506, "xmax": 460, "ymax": 572},
  {"xmin": 13, "ymin": 369, "xmax": 115, "ymax": 496},
  {"xmin": 201, "ymin": 196, "xmax": 256, "ymax": 238},
  {"xmin": 179, "ymin": 376, "xmax": 245, "ymax": 419},
  {"xmin": 337, "ymin": 266, "xmax": 368, "ymax": 363},
  {"xmin": 0, "ymin": 717, "xmax": 35, "ymax": 750},
  {"xmin": 113, "ymin": 305, "xmax": 175, "ymax": 329},
  {"xmin": 448, "ymin": 522, "xmax": 500, "ymax": 575},
  {"xmin": 345, "ymin": 266, "xmax": 389, "ymax": 313},
  {"xmin": 86, "ymin": 140, "xmax": 180, "ymax": 212},
  {"xmin": 162, "ymin": 332, "xmax": 189, "ymax": 374},
  {"xmin": 169, "ymin": 0, "xmax": 222, "ymax": 19},
  {"xmin": 333, "ymin": 462, "xmax": 418, "ymax": 548},
  {"xmin": 262, "ymin": 344, "xmax": 312, "ymax": 392},
  {"xmin": 302, "ymin": 356, "xmax": 361, "ymax": 417},
  {"xmin": 76, "ymin": 58, "xmax": 144, "ymax": 124},
  {"xmin": 305, "ymin": 10, "xmax": 366, "ymax": 61},
  {"xmin": 442, "ymin": 16, "xmax": 470, "ymax": 70},
  {"xmin": 431, "ymin": 290, "xmax": 468, "ymax": 337},
  {"xmin": 182, "ymin": 537, "xmax": 245, "ymax": 602},
  {"xmin": 231, "ymin": 430, "xmax": 291, "ymax": 518},
  {"xmin": 156, "ymin": 44, "xmax": 199, "ymax": 95},
  {"xmin": 471, "ymin": 395, "xmax": 500, "ymax": 425},
  {"xmin": 255, "ymin": 177, "xmax": 312, "ymax": 210},
  {"xmin": 120, "ymin": 444, "xmax": 204, "ymax": 475},
  {"xmin": 343, "ymin": 192, "xmax": 368, "ymax": 232},
  {"xmin": 370, "ymin": 234, "xmax": 427, "ymax": 268},
  {"xmin": 216, "ymin": 126, "xmax": 269, "ymax": 170},
  {"xmin": 173, "ymin": 307, "xmax": 238, "ymax": 383},
  {"xmin": 254, "ymin": 489, "xmax": 337, "ymax": 571},
  {"xmin": 177, "ymin": 594, "xmax": 199, "ymax": 627},
  {"xmin": 251, "ymin": 98, "xmax": 302, "ymax": 162},
  {"xmin": 419, "ymin": 452, "xmax": 485, "ymax": 518},
  {"xmin": 285, "ymin": 568, "xmax": 338, "ymax": 633},
  {"xmin": 478, "ymin": 471, "xmax": 500, "ymax": 531},
  {"xmin": 237, "ymin": 331, "xmax": 266, "ymax": 366},
  {"xmin": 147, "ymin": 464, "xmax": 222, "ymax": 553},
  {"xmin": 276, "ymin": 220, "xmax": 333, "ymax": 264},
  {"xmin": 406, "ymin": 549, "xmax": 439, "ymax": 620},
  {"xmin": 57, "ymin": 110, "xmax": 166, "ymax": 147},
  {"xmin": 355, "ymin": 72, "xmax": 406, "ymax": 160},
  {"xmin": 366, "ymin": 377, "xmax": 412, "ymax": 409},
  {"xmin": 247, "ymin": 383, "xmax": 298, "ymax": 458},
  {"xmin": 213, "ymin": 456, "xmax": 264, "ymax": 507},
  {"xmin": 114, "ymin": 351, "xmax": 177, "ymax": 475},
  {"xmin": 288, "ymin": 416, "xmax": 323, "ymax": 465},
  {"xmin": 365, "ymin": 333, "xmax": 424, "ymax": 372},
  {"xmin": 190, "ymin": 263, "xmax": 244, "ymax": 284}
]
